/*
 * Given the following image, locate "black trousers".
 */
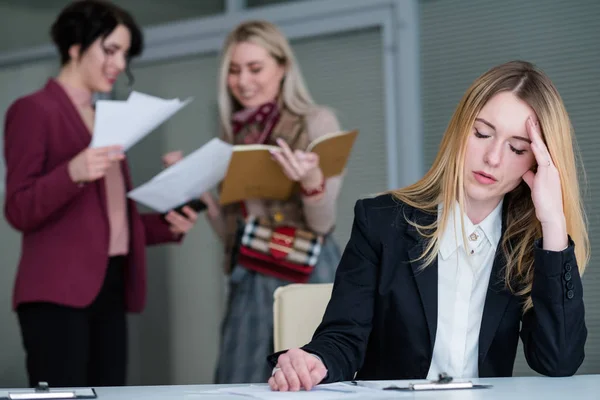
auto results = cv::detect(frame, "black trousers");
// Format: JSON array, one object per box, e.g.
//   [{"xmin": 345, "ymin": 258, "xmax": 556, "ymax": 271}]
[{"xmin": 17, "ymin": 256, "xmax": 127, "ymax": 388}]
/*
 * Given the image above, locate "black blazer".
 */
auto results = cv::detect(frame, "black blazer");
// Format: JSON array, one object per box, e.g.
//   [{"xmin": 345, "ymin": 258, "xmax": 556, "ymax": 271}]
[{"xmin": 269, "ymin": 193, "xmax": 586, "ymax": 381}]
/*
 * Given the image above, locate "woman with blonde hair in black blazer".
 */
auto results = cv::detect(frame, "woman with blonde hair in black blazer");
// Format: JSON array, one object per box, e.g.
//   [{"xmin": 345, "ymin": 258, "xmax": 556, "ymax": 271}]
[{"xmin": 268, "ymin": 60, "xmax": 589, "ymax": 391}]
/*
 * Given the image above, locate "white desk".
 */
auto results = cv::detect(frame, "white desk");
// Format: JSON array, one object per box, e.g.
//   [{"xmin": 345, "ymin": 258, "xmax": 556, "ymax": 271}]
[{"xmin": 3, "ymin": 375, "xmax": 599, "ymax": 399}]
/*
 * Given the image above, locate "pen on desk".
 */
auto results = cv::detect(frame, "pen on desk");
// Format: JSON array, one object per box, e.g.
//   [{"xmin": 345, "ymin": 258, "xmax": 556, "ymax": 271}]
[{"xmin": 349, "ymin": 380, "xmax": 382, "ymax": 390}]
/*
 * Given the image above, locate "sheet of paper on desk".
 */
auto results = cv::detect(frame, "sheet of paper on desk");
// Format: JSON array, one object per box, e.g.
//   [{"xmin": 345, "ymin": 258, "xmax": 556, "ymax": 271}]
[
  {"xmin": 208, "ymin": 382, "xmax": 398, "ymax": 399},
  {"xmin": 127, "ymin": 138, "xmax": 233, "ymax": 213},
  {"xmin": 90, "ymin": 91, "xmax": 193, "ymax": 151}
]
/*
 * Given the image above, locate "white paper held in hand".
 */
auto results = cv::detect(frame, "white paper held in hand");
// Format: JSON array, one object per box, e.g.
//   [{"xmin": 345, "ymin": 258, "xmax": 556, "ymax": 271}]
[
  {"xmin": 90, "ymin": 91, "xmax": 193, "ymax": 151},
  {"xmin": 127, "ymin": 138, "xmax": 233, "ymax": 213}
]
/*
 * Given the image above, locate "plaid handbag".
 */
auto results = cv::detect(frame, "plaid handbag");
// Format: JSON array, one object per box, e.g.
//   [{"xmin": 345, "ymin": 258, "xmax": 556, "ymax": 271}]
[{"xmin": 237, "ymin": 215, "xmax": 324, "ymax": 283}]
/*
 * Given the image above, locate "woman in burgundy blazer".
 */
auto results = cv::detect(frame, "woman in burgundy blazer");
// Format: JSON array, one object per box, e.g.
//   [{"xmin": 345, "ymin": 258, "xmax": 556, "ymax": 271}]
[{"xmin": 3, "ymin": 0, "xmax": 197, "ymax": 388}]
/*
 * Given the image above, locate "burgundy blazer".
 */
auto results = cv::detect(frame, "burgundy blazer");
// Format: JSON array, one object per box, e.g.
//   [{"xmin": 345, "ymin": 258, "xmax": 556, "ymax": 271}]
[{"xmin": 3, "ymin": 79, "xmax": 180, "ymax": 313}]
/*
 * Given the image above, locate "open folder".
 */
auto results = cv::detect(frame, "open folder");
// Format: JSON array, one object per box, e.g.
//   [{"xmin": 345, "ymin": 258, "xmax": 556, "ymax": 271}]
[
  {"xmin": 127, "ymin": 138, "xmax": 233, "ymax": 213},
  {"xmin": 90, "ymin": 91, "xmax": 193, "ymax": 151},
  {"xmin": 219, "ymin": 129, "xmax": 358, "ymax": 205}
]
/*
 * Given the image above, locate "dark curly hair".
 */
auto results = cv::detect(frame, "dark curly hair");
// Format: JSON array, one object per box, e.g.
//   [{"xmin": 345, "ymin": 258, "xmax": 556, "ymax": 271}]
[{"xmin": 50, "ymin": 0, "xmax": 143, "ymax": 84}]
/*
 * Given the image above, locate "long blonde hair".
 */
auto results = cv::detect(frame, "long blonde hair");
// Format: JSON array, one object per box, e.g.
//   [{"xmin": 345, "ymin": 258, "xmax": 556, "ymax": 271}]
[
  {"xmin": 217, "ymin": 20, "xmax": 315, "ymax": 142},
  {"xmin": 393, "ymin": 60, "xmax": 589, "ymax": 311}
]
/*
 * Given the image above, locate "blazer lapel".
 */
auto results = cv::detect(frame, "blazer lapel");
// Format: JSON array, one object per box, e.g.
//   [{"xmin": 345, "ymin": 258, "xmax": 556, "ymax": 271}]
[
  {"xmin": 45, "ymin": 79, "xmax": 108, "ymax": 218},
  {"xmin": 478, "ymin": 205, "xmax": 513, "ymax": 366},
  {"xmin": 405, "ymin": 207, "xmax": 438, "ymax": 351},
  {"xmin": 45, "ymin": 79, "xmax": 92, "ymax": 148}
]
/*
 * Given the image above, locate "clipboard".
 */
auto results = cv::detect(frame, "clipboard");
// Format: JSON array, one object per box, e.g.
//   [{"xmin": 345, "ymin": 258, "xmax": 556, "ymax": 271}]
[
  {"xmin": 352, "ymin": 373, "xmax": 492, "ymax": 392},
  {"xmin": 382, "ymin": 373, "xmax": 492, "ymax": 392},
  {"xmin": 1, "ymin": 382, "xmax": 97, "ymax": 400}
]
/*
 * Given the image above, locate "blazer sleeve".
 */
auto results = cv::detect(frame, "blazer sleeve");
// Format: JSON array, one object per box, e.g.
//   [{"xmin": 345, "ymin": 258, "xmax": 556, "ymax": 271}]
[
  {"xmin": 520, "ymin": 237, "xmax": 586, "ymax": 376},
  {"xmin": 267, "ymin": 199, "xmax": 380, "ymax": 382},
  {"xmin": 4, "ymin": 98, "xmax": 83, "ymax": 232},
  {"xmin": 140, "ymin": 213, "xmax": 184, "ymax": 246}
]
